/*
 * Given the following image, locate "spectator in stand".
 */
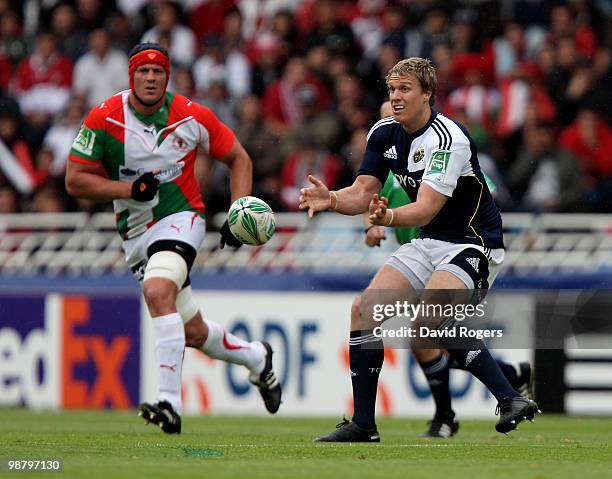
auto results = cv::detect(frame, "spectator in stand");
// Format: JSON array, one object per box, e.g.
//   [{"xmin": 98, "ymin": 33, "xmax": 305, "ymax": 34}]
[
  {"xmin": 188, "ymin": 0, "xmax": 237, "ymax": 45},
  {"xmin": 337, "ymin": 126, "xmax": 367, "ymax": 187},
  {"xmin": 334, "ymin": 72, "xmax": 375, "ymax": 120},
  {"xmin": 492, "ymin": 20, "xmax": 546, "ymax": 79},
  {"xmin": 0, "ymin": 96, "xmax": 38, "ymax": 195},
  {"xmin": 547, "ymin": 35, "xmax": 594, "ymax": 125},
  {"xmin": 249, "ymin": 31, "xmax": 283, "ymax": 97},
  {"xmin": 269, "ymin": 9, "xmax": 301, "ymax": 59},
  {"xmin": 50, "ymin": 3, "xmax": 89, "ymax": 60},
  {"xmin": 549, "ymin": 3, "xmax": 599, "ymax": 60},
  {"xmin": 193, "ymin": 33, "xmax": 250, "ymax": 100},
  {"xmin": 262, "ymin": 56, "xmax": 330, "ymax": 135},
  {"xmin": 36, "ymin": 98, "xmax": 86, "ymax": 181},
  {"xmin": 73, "ymin": 29, "xmax": 129, "ymax": 109},
  {"xmin": 506, "ymin": 120, "xmax": 585, "ymax": 212},
  {"xmin": 282, "ymin": 83, "xmax": 343, "ymax": 156},
  {"xmin": 29, "ymin": 179, "xmax": 66, "ymax": 213},
  {"xmin": 430, "ymin": 42, "xmax": 456, "ymax": 106},
  {"xmin": 378, "ymin": 3, "xmax": 409, "ymax": 59},
  {"xmin": 305, "ymin": 44, "xmax": 333, "ymax": 91},
  {"xmin": 350, "ymin": 0, "xmax": 385, "ymax": 63},
  {"xmin": 446, "ymin": 55, "xmax": 499, "ymax": 137},
  {"xmin": 105, "ymin": 11, "xmax": 140, "ymax": 54},
  {"xmin": 235, "ymin": 94, "xmax": 284, "ymax": 211},
  {"xmin": 560, "ymin": 104, "xmax": 612, "ymax": 210},
  {"xmin": 10, "ymin": 30, "xmax": 73, "ymax": 142},
  {"xmin": 450, "ymin": 9, "xmax": 480, "ymax": 55},
  {"xmin": 141, "ymin": 1, "xmax": 197, "ymax": 67},
  {"xmin": 592, "ymin": 48, "xmax": 611, "ymax": 114},
  {"xmin": 0, "ymin": 183, "xmax": 19, "ymax": 213},
  {"xmin": 170, "ymin": 65, "xmax": 196, "ymax": 98},
  {"xmin": 368, "ymin": 41, "xmax": 401, "ymax": 100},
  {"xmin": 0, "ymin": 9, "xmax": 28, "ymax": 68},
  {"xmin": 304, "ymin": 0, "xmax": 360, "ymax": 60},
  {"xmin": 198, "ymin": 68, "xmax": 237, "ymax": 129},
  {"xmin": 497, "ymin": 62, "xmax": 557, "ymax": 168},
  {"xmin": 280, "ymin": 132, "xmax": 341, "ymax": 211},
  {"xmin": 332, "ymin": 71, "xmax": 376, "ymax": 144},
  {"xmin": 512, "ymin": 0, "xmax": 548, "ymax": 28},
  {"xmin": 75, "ymin": 0, "xmax": 109, "ymax": 31},
  {"xmin": 222, "ymin": 7, "xmax": 246, "ymax": 53},
  {"xmin": 221, "ymin": 9, "xmax": 251, "ymax": 100}
]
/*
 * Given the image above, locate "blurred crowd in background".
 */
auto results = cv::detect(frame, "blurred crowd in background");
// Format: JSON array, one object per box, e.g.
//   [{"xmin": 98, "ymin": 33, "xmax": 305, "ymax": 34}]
[{"xmin": 0, "ymin": 0, "xmax": 611, "ymax": 222}]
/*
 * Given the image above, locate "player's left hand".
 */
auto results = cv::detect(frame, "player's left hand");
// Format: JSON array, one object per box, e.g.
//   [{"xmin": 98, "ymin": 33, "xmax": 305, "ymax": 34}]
[
  {"xmin": 219, "ymin": 219, "xmax": 243, "ymax": 249},
  {"xmin": 369, "ymin": 194, "xmax": 389, "ymax": 226},
  {"xmin": 298, "ymin": 175, "xmax": 331, "ymax": 218}
]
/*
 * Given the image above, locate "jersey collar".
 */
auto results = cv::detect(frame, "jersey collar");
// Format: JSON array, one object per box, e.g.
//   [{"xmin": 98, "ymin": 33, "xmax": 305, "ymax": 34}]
[
  {"xmin": 404, "ymin": 109, "xmax": 438, "ymax": 142},
  {"xmin": 128, "ymin": 92, "xmax": 170, "ymax": 126}
]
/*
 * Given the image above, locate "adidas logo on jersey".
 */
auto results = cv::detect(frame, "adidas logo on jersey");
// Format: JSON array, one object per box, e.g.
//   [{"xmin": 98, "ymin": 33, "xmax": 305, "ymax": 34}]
[
  {"xmin": 384, "ymin": 146, "xmax": 397, "ymax": 159},
  {"xmin": 466, "ymin": 257, "xmax": 480, "ymax": 271}
]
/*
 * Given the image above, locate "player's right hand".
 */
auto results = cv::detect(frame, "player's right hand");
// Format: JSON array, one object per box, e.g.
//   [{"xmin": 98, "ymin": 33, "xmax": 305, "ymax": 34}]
[
  {"xmin": 365, "ymin": 225, "xmax": 386, "ymax": 247},
  {"xmin": 131, "ymin": 172, "xmax": 159, "ymax": 201},
  {"xmin": 298, "ymin": 175, "xmax": 331, "ymax": 218}
]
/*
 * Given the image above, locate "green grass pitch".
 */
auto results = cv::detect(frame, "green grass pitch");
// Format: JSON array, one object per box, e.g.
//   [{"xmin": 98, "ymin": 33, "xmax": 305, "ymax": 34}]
[{"xmin": 1, "ymin": 409, "xmax": 611, "ymax": 479}]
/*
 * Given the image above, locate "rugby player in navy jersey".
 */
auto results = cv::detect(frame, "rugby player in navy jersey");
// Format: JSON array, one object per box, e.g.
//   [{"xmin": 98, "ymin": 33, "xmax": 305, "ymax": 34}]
[{"xmin": 300, "ymin": 58, "xmax": 539, "ymax": 442}]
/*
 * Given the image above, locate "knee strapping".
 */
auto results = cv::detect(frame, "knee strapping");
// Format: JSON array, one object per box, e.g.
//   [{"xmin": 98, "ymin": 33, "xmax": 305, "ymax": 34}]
[
  {"xmin": 176, "ymin": 285, "xmax": 199, "ymax": 323},
  {"xmin": 143, "ymin": 251, "xmax": 188, "ymax": 289}
]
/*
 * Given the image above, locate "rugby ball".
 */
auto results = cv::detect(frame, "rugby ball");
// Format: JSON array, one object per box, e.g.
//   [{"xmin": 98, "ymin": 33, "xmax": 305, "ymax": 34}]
[{"xmin": 227, "ymin": 196, "xmax": 276, "ymax": 246}]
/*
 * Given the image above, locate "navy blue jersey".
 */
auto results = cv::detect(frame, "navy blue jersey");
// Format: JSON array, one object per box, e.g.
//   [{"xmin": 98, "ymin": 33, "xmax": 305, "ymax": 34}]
[{"xmin": 357, "ymin": 111, "xmax": 504, "ymax": 249}]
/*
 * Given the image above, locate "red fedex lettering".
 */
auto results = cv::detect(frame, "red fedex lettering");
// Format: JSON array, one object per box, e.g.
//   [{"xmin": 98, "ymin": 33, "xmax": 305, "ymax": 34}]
[
  {"xmin": 62, "ymin": 296, "xmax": 133, "ymax": 409},
  {"xmin": 88, "ymin": 337, "xmax": 131, "ymax": 408}
]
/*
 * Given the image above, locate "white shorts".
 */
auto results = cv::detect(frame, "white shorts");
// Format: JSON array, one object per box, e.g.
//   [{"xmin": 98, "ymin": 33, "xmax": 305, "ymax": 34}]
[
  {"xmin": 386, "ymin": 238, "xmax": 504, "ymax": 290},
  {"xmin": 122, "ymin": 211, "xmax": 206, "ymax": 282}
]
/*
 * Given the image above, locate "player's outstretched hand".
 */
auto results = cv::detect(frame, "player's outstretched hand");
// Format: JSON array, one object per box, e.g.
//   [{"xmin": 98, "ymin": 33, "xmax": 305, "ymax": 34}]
[
  {"xmin": 298, "ymin": 175, "xmax": 331, "ymax": 218},
  {"xmin": 369, "ymin": 194, "xmax": 389, "ymax": 226},
  {"xmin": 131, "ymin": 172, "xmax": 159, "ymax": 201},
  {"xmin": 365, "ymin": 225, "xmax": 386, "ymax": 247},
  {"xmin": 219, "ymin": 219, "xmax": 243, "ymax": 249}
]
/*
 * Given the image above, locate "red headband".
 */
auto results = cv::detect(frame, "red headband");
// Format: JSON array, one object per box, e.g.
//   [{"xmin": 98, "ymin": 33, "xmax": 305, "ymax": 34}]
[{"xmin": 128, "ymin": 49, "xmax": 170, "ymax": 91}]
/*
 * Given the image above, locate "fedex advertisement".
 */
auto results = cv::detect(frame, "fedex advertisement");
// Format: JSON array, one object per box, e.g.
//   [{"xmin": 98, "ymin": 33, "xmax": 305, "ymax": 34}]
[
  {"xmin": 1, "ymin": 290, "xmax": 531, "ymax": 417},
  {"xmin": 0, "ymin": 294, "xmax": 140, "ymax": 410}
]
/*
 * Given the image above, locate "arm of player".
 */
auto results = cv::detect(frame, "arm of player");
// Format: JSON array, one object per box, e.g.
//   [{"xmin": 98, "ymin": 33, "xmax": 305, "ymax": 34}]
[
  {"xmin": 299, "ymin": 174, "xmax": 381, "ymax": 217},
  {"xmin": 215, "ymin": 137, "xmax": 253, "ymax": 201},
  {"xmin": 369, "ymin": 183, "xmax": 447, "ymax": 227},
  {"xmin": 65, "ymin": 160, "xmax": 132, "ymax": 201}
]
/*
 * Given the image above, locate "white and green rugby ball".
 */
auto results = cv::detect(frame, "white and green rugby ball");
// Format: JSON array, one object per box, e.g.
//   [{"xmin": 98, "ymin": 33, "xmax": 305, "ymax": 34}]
[{"xmin": 227, "ymin": 196, "xmax": 276, "ymax": 246}]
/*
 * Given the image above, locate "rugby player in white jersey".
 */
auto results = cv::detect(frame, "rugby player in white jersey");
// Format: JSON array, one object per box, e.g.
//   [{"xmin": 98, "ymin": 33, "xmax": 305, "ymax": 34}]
[{"xmin": 65, "ymin": 43, "xmax": 281, "ymax": 434}]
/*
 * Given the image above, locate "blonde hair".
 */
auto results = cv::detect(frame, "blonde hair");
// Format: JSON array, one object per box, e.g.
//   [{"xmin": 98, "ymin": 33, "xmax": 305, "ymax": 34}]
[{"xmin": 386, "ymin": 58, "xmax": 437, "ymax": 106}]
